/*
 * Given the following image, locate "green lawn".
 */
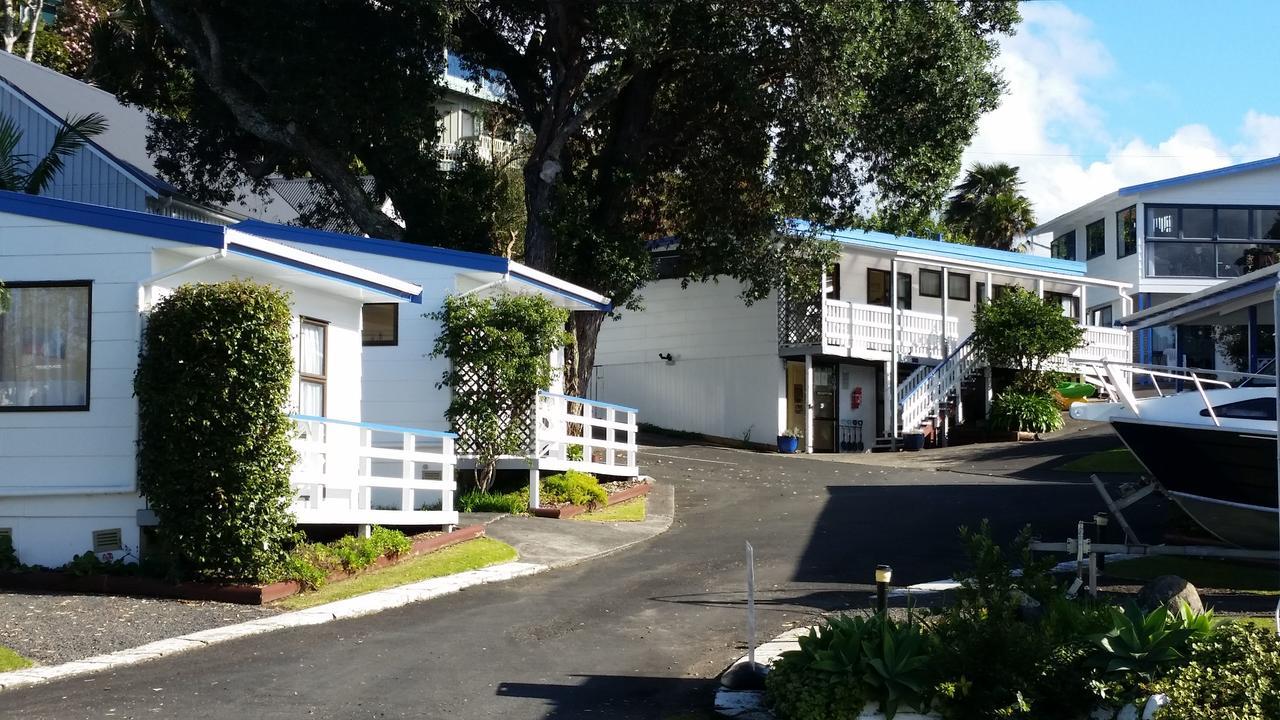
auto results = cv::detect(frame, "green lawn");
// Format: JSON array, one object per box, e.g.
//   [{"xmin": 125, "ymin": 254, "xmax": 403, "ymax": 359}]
[
  {"xmin": 276, "ymin": 537, "xmax": 517, "ymax": 611},
  {"xmin": 0, "ymin": 645, "xmax": 33, "ymax": 672},
  {"xmin": 1057, "ymin": 448, "xmax": 1145, "ymax": 474},
  {"xmin": 574, "ymin": 497, "xmax": 646, "ymax": 522},
  {"xmin": 1107, "ymin": 555, "xmax": 1280, "ymax": 595},
  {"xmin": 1234, "ymin": 615, "xmax": 1279, "ymax": 631}
]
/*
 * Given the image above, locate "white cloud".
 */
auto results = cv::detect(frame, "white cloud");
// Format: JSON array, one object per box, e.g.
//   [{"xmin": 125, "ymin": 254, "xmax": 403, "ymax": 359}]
[{"xmin": 963, "ymin": 3, "xmax": 1280, "ymax": 224}]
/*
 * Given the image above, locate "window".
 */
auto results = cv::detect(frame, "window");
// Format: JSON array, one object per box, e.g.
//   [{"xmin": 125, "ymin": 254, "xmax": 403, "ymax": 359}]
[
  {"xmin": 1144, "ymin": 205, "xmax": 1280, "ymax": 278},
  {"xmin": 975, "ymin": 281, "xmax": 987, "ymax": 303},
  {"xmin": 653, "ymin": 251, "xmax": 681, "ymax": 279},
  {"xmin": 361, "ymin": 303, "xmax": 398, "ymax": 346},
  {"xmin": 1044, "ymin": 291, "xmax": 1078, "ymax": 319},
  {"xmin": 919, "ymin": 269, "xmax": 942, "ymax": 298},
  {"xmin": 1088, "ymin": 304, "xmax": 1114, "ymax": 327},
  {"xmin": 825, "ymin": 263, "xmax": 841, "ymax": 300},
  {"xmin": 299, "ymin": 318, "xmax": 327, "ymax": 417},
  {"xmin": 1200, "ymin": 397, "xmax": 1277, "ymax": 421},
  {"xmin": 948, "ymin": 273, "xmax": 971, "ymax": 302},
  {"xmin": 866, "ymin": 269, "xmax": 911, "ymax": 310},
  {"xmin": 0, "ymin": 281, "xmax": 91, "ymax": 411},
  {"xmin": 1117, "ymin": 206, "xmax": 1137, "ymax": 258},
  {"xmin": 1086, "ymin": 220, "xmax": 1105, "ymax": 259},
  {"xmin": 1051, "ymin": 231, "xmax": 1076, "ymax": 261},
  {"xmin": 1146, "ymin": 206, "xmax": 1177, "ymax": 238}
]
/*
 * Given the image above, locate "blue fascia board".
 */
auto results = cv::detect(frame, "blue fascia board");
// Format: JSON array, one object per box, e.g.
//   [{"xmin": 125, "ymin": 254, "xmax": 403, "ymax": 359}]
[
  {"xmin": 1119, "ymin": 155, "xmax": 1280, "ymax": 197},
  {"xmin": 226, "ymin": 245, "xmax": 422, "ymax": 303},
  {"xmin": 234, "ymin": 219, "xmax": 509, "ymax": 274},
  {"xmin": 509, "ymin": 270, "xmax": 613, "ymax": 312},
  {"xmin": 812, "ymin": 225, "xmax": 1087, "ymax": 276},
  {"xmin": 0, "ymin": 190, "xmax": 224, "ymax": 247},
  {"xmin": 1124, "ymin": 275, "xmax": 1275, "ymax": 330}
]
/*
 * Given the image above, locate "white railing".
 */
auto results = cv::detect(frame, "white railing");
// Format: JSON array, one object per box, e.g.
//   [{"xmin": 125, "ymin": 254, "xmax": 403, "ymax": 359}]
[
  {"xmin": 290, "ymin": 415, "xmax": 458, "ymax": 527},
  {"xmin": 898, "ymin": 335, "xmax": 981, "ymax": 433},
  {"xmin": 535, "ymin": 391, "xmax": 639, "ymax": 477},
  {"xmin": 439, "ymin": 136, "xmax": 514, "ymax": 166},
  {"xmin": 821, "ymin": 298, "xmax": 960, "ymax": 360},
  {"xmin": 1050, "ymin": 325, "xmax": 1132, "ymax": 367}
]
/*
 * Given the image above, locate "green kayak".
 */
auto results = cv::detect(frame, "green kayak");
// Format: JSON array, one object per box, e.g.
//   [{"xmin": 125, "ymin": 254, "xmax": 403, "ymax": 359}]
[{"xmin": 1056, "ymin": 381, "xmax": 1096, "ymax": 399}]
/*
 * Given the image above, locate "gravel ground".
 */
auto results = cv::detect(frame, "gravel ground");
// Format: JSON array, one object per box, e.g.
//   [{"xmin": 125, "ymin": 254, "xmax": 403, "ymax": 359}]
[{"xmin": 0, "ymin": 591, "xmax": 279, "ymax": 666}]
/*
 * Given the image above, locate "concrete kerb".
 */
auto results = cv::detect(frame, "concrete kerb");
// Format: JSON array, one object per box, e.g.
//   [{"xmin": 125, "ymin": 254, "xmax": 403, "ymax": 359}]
[{"xmin": 0, "ymin": 480, "xmax": 674, "ymax": 693}]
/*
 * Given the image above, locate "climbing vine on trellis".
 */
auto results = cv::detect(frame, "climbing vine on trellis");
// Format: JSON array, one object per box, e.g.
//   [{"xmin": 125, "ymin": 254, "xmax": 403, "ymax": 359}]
[{"xmin": 430, "ymin": 293, "xmax": 571, "ymax": 492}]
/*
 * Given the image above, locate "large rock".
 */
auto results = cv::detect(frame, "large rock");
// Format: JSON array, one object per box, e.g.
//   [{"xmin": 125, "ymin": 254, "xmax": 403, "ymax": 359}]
[{"xmin": 1136, "ymin": 575, "xmax": 1203, "ymax": 616}]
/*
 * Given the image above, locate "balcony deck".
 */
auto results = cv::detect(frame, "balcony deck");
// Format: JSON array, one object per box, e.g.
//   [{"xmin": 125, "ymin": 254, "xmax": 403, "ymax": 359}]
[{"xmin": 780, "ymin": 298, "xmax": 960, "ymax": 361}]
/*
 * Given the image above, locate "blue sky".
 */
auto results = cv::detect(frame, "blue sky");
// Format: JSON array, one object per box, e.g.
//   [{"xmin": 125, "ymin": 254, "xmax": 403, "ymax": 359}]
[{"xmin": 963, "ymin": 0, "xmax": 1280, "ymax": 221}]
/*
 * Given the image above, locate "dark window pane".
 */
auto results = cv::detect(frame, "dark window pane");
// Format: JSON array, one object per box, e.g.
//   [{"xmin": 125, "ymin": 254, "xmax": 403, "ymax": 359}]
[
  {"xmin": 948, "ymin": 273, "xmax": 971, "ymax": 301},
  {"xmin": 1146, "ymin": 241, "xmax": 1216, "ymax": 277},
  {"xmin": 0, "ymin": 283, "xmax": 92, "ymax": 410},
  {"xmin": 1146, "ymin": 207, "xmax": 1177, "ymax": 238},
  {"xmin": 1221, "ymin": 243, "xmax": 1280, "ymax": 277},
  {"xmin": 1218, "ymin": 208, "xmax": 1249, "ymax": 239},
  {"xmin": 896, "ymin": 272, "xmax": 912, "ymax": 310},
  {"xmin": 1051, "ymin": 230, "xmax": 1076, "ymax": 260},
  {"xmin": 919, "ymin": 269, "xmax": 941, "ymax": 298},
  {"xmin": 1182, "ymin": 208, "xmax": 1213, "ymax": 238},
  {"xmin": 361, "ymin": 303, "xmax": 398, "ymax": 346},
  {"xmin": 1117, "ymin": 206, "xmax": 1137, "ymax": 257},
  {"xmin": 1255, "ymin": 209, "xmax": 1280, "ymax": 240},
  {"xmin": 867, "ymin": 269, "xmax": 889, "ymax": 306},
  {"xmin": 1200, "ymin": 398, "xmax": 1277, "ymax": 421},
  {"xmin": 1086, "ymin": 220, "xmax": 1105, "ymax": 259}
]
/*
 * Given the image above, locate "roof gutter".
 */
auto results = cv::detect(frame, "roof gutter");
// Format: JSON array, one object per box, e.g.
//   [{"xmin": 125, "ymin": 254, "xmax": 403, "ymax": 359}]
[{"xmin": 457, "ymin": 273, "xmax": 511, "ymax": 298}]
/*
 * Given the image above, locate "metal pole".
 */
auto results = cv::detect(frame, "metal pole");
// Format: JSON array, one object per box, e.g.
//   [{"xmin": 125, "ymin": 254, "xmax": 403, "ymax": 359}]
[
  {"xmin": 804, "ymin": 354, "xmax": 814, "ymax": 454},
  {"xmin": 890, "ymin": 258, "xmax": 900, "ymax": 451},
  {"xmin": 875, "ymin": 564, "xmax": 892, "ymax": 615},
  {"xmin": 746, "ymin": 541, "xmax": 757, "ymax": 668}
]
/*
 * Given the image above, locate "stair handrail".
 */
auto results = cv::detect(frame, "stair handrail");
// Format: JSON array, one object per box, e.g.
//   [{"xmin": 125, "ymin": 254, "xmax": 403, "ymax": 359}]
[{"xmin": 898, "ymin": 335, "xmax": 981, "ymax": 432}]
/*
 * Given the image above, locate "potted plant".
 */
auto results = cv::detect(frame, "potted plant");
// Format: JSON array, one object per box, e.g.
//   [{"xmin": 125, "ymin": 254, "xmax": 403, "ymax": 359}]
[
  {"xmin": 777, "ymin": 428, "xmax": 801, "ymax": 454},
  {"xmin": 903, "ymin": 430, "xmax": 926, "ymax": 451}
]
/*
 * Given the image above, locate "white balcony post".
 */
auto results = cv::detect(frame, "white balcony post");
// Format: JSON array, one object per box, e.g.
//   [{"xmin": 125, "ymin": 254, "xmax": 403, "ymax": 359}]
[
  {"xmin": 401, "ymin": 433, "xmax": 416, "ymax": 512},
  {"xmin": 804, "ymin": 353, "xmax": 814, "ymax": 454},
  {"xmin": 940, "ymin": 266, "xmax": 950, "ymax": 357},
  {"xmin": 441, "ymin": 437, "xmax": 455, "ymax": 528},
  {"xmin": 890, "ymin": 258, "xmax": 900, "ymax": 450},
  {"xmin": 984, "ymin": 272, "xmax": 993, "ymax": 301},
  {"xmin": 1035, "ymin": 278, "xmax": 1044, "ymax": 299},
  {"xmin": 1079, "ymin": 284, "xmax": 1088, "ymax": 325}
]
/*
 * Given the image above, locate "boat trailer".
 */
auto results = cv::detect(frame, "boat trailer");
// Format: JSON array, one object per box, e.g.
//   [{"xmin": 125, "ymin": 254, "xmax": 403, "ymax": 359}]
[{"xmin": 1029, "ymin": 474, "xmax": 1278, "ymax": 599}]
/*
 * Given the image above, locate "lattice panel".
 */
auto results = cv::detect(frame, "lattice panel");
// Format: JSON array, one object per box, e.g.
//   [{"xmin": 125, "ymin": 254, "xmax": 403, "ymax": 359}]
[
  {"xmin": 451, "ymin": 363, "xmax": 536, "ymax": 455},
  {"xmin": 777, "ymin": 286, "xmax": 821, "ymax": 346}
]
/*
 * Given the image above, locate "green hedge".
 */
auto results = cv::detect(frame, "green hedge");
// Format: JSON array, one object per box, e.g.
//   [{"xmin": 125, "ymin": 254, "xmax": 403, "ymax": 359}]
[
  {"xmin": 134, "ymin": 280, "xmax": 298, "ymax": 582},
  {"xmin": 988, "ymin": 391, "xmax": 1063, "ymax": 433},
  {"xmin": 542, "ymin": 470, "xmax": 607, "ymax": 507}
]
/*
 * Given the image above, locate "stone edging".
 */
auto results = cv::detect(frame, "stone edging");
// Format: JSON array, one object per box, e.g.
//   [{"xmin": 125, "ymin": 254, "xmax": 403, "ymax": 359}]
[
  {"xmin": 0, "ymin": 524, "xmax": 487, "ymax": 605},
  {"xmin": 532, "ymin": 478, "xmax": 653, "ymax": 519}
]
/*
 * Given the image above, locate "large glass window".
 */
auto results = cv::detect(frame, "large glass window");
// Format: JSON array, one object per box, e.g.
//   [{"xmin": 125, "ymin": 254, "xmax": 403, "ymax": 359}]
[
  {"xmin": 1117, "ymin": 206, "xmax": 1137, "ymax": 258},
  {"xmin": 1044, "ymin": 291, "xmax": 1079, "ymax": 319},
  {"xmin": 1088, "ymin": 304, "xmax": 1114, "ymax": 327},
  {"xmin": 1051, "ymin": 230, "xmax": 1076, "ymax": 260},
  {"xmin": 1145, "ymin": 205, "xmax": 1280, "ymax": 278},
  {"xmin": 866, "ymin": 269, "xmax": 911, "ymax": 310},
  {"xmin": 1086, "ymin": 220, "xmax": 1105, "ymax": 259},
  {"xmin": 948, "ymin": 273, "xmax": 971, "ymax": 302},
  {"xmin": 0, "ymin": 282, "xmax": 91, "ymax": 411}
]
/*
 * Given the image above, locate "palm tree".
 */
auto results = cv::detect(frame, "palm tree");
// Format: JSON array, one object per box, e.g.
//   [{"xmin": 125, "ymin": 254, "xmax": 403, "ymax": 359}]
[
  {"xmin": 0, "ymin": 111, "xmax": 108, "ymax": 194},
  {"xmin": 943, "ymin": 162, "xmax": 1036, "ymax": 251},
  {"xmin": 0, "ymin": 111, "xmax": 108, "ymax": 315}
]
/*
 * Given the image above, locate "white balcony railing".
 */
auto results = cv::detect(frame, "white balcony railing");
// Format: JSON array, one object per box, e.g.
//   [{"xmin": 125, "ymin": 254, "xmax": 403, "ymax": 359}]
[
  {"xmin": 290, "ymin": 415, "xmax": 458, "ymax": 527},
  {"xmin": 821, "ymin": 298, "xmax": 960, "ymax": 360},
  {"xmin": 535, "ymin": 391, "xmax": 639, "ymax": 477}
]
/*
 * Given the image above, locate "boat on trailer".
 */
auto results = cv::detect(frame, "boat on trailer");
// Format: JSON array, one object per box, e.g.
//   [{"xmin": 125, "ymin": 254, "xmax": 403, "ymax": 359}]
[{"xmin": 1071, "ymin": 363, "xmax": 1278, "ymax": 549}]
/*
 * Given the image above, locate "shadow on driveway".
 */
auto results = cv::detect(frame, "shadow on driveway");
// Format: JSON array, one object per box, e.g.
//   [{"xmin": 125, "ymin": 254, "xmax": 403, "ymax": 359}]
[{"xmin": 498, "ymin": 675, "xmax": 719, "ymax": 720}]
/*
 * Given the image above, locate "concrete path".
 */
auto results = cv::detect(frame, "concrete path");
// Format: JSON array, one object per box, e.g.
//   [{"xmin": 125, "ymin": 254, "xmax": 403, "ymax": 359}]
[{"xmin": 0, "ymin": 442, "xmax": 1143, "ymax": 720}]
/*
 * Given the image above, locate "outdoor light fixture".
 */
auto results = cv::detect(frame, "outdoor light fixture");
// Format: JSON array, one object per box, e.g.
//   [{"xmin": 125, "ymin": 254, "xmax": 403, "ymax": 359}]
[
  {"xmin": 875, "ymin": 564, "xmax": 892, "ymax": 615},
  {"xmin": 658, "ymin": 352, "xmax": 674, "ymax": 363}
]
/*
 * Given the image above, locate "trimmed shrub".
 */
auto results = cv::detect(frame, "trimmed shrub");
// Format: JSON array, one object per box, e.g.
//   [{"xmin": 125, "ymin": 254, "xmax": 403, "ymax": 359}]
[
  {"xmin": 273, "ymin": 526, "xmax": 415, "ymax": 590},
  {"xmin": 0, "ymin": 534, "xmax": 17, "ymax": 572},
  {"xmin": 458, "ymin": 488, "xmax": 529, "ymax": 514},
  {"xmin": 1151, "ymin": 622, "xmax": 1280, "ymax": 718},
  {"xmin": 134, "ymin": 280, "xmax": 298, "ymax": 583},
  {"xmin": 541, "ymin": 470, "xmax": 607, "ymax": 507},
  {"xmin": 988, "ymin": 391, "xmax": 1063, "ymax": 433}
]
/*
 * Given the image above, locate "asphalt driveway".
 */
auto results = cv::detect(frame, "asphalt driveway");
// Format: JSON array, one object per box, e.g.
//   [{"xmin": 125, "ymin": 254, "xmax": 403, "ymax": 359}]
[{"xmin": 1, "ymin": 433, "xmax": 1144, "ymax": 720}]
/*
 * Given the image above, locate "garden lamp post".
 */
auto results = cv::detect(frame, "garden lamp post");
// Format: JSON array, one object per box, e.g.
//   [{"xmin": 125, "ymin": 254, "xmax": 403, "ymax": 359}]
[{"xmin": 875, "ymin": 564, "xmax": 892, "ymax": 615}]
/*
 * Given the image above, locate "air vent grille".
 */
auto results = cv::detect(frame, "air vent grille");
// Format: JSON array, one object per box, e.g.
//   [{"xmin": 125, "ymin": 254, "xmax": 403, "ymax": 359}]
[{"xmin": 92, "ymin": 528, "xmax": 123, "ymax": 553}]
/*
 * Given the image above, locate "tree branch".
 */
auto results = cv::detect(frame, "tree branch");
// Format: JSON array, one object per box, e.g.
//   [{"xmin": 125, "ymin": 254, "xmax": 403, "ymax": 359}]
[{"xmin": 149, "ymin": 0, "xmax": 403, "ymax": 240}]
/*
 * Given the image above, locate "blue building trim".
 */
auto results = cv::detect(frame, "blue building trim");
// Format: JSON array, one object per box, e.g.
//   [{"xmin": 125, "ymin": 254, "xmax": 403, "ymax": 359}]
[
  {"xmin": 510, "ymin": 270, "xmax": 612, "ymax": 312},
  {"xmin": 226, "ymin": 245, "xmax": 422, "ymax": 303},
  {"xmin": 234, "ymin": 219, "xmax": 509, "ymax": 274},
  {"xmin": 1127, "ymin": 275, "xmax": 1277, "ymax": 331},
  {"xmin": 817, "ymin": 226, "xmax": 1088, "ymax": 276},
  {"xmin": 0, "ymin": 190, "xmax": 224, "ymax": 247},
  {"xmin": 1119, "ymin": 155, "xmax": 1280, "ymax": 196}
]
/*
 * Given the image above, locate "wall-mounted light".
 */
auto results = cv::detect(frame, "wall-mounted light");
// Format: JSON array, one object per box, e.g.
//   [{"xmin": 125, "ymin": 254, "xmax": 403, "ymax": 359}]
[{"xmin": 658, "ymin": 352, "xmax": 675, "ymax": 364}]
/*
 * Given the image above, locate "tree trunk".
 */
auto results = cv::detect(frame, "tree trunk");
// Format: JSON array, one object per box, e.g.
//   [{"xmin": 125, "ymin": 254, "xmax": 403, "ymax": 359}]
[
  {"xmin": 22, "ymin": 0, "xmax": 37, "ymax": 60},
  {"xmin": 564, "ymin": 310, "xmax": 604, "ymax": 398},
  {"xmin": 3, "ymin": 1, "xmax": 19, "ymax": 52},
  {"xmin": 522, "ymin": 157, "xmax": 559, "ymax": 272}
]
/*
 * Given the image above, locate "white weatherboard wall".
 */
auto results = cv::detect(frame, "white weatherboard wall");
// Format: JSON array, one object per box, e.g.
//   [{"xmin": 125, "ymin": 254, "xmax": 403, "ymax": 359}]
[
  {"xmin": 0, "ymin": 216, "xmax": 372, "ymax": 568},
  {"xmin": 594, "ymin": 279, "xmax": 781, "ymax": 443}
]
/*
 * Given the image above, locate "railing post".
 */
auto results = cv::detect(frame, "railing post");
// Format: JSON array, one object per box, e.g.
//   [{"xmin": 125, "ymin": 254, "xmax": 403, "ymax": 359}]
[
  {"xmin": 528, "ymin": 466, "xmax": 540, "ymax": 512},
  {"xmin": 441, "ymin": 437, "xmax": 456, "ymax": 531},
  {"xmin": 402, "ymin": 432, "xmax": 416, "ymax": 513}
]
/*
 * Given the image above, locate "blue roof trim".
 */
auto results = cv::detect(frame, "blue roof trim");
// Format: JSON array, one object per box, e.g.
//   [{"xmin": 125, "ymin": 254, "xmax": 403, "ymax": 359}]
[
  {"xmin": 1119, "ymin": 156, "xmax": 1280, "ymax": 196},
  {"xmin": 226, "ymin": 244, "xmax": 421, "ymax": 303},
  {"xmin": 0, "ymin": 190, "xmax": 224, "ymax": 247},
  {"xmin": 236, "ymin": 219, "xmax": 612, "ymax": 310},
  {"xmin": 814, "ymin": 226, "xmax": 1087, "ymax": 276},
  {"xmin": 1124, "ymin": 273, "xmax": 1276, "ymax": 330},
  {"xmin": 233, "ymin": 219, "xmax": 509, "ymax": 274},
  {"xmin": 510, "ymin": 270, "xmax": 612, "ymax": 312}
]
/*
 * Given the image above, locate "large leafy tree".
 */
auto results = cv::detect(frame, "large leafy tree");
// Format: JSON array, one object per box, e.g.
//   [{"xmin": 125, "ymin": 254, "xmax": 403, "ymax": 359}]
[
  {"xmin": 943, "ymin": 162, "xmax": 1037, "ymax": 251},
  {"xmin": 91, "ymin": 0, "xmax": 1019, "ymax": 394}
]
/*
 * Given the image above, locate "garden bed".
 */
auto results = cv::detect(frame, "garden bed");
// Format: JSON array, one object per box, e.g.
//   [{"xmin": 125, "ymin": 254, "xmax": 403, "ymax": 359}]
[
  {"xmin": 532, "ymin": 478, "xmax": 652, "ymax": 519},
  {"xmin": 0, "ymin": 524, "xmax": 485, "ymax": 605}
]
